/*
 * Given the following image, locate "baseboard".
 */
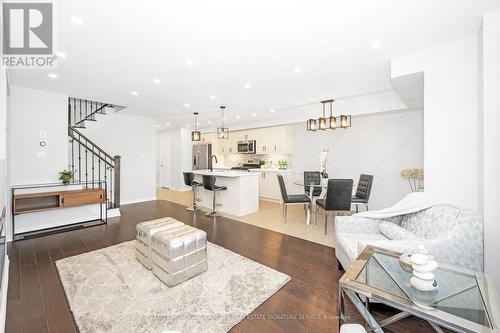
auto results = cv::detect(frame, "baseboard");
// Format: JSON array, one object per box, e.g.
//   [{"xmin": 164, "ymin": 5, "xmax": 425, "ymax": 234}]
[
  {"xmin": 120, "ymin": 197, "xmax": 158, "ymax": 205},
  {"xmin": 0, "ymin": 257, "xmax": 9, "ymax": 333},
  {"xmin": 107, "ymin": 208, "xmax": 121, "ymax": 218}
]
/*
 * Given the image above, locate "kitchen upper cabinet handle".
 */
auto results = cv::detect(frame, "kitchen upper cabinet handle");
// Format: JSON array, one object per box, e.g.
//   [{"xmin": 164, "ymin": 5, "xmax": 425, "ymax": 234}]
[{"xmin": 274, "ymin": 145, "xmax": 277, "ymax": 151}]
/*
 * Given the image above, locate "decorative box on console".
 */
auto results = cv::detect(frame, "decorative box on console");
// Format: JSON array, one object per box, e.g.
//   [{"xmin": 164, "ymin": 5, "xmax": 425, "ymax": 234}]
[
  {"xmin": 135, "ymin": 217, "xmax": 184, "ymax": 270},
  {"xmin": 151, "ymin": 225, "xmax": 208, "ymax": 287}
]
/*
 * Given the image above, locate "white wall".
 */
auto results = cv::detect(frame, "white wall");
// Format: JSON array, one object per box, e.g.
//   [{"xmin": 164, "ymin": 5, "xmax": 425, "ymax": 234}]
[
  {"xmin": 391, "ymin": 37, "xmax": 479, "ymax": 210},
  {"xmin": 156, "ymin": 127, "xmax": 192, "ymax": 191},
  {"xmin": 478, "ymin": 10, "xmax": 500, "ymax": 294},
  {"xmin": 8, "ymin": 87, "xmax": 68, "ymax": 185},
  {"xmin": 82, "ymin": 111, "xmax": 157, "ymax": 204},
  {"xmin": 292, "ymin": 110, "xmax": 423, "ymax": 210}
]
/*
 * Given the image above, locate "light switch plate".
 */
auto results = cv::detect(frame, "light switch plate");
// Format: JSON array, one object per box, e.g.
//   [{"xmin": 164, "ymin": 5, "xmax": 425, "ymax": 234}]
[{"xmin": 36, "ymin": 151, "xmax": 47, "ymax": 159}]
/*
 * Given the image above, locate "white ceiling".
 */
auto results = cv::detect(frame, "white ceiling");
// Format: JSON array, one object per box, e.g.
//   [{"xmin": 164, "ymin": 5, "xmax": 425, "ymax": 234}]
[{"xmin": 9, "ymin": 0, "xmax": 500, "ymax": 130}]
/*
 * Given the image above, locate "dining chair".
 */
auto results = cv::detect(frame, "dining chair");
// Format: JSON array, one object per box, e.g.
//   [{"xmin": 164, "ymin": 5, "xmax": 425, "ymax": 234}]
[
  {"xmin": 303, "ymin": 171, "xmax": 322, "ymax": 197},
  {"xmin": 352, "ymin": 174, "xmax": 373, "ymax": 212},
  {"xmin": 277, "ymin": 174, "xmax": 311, "ymax": 223},
  {"xmin": 315, "ymin": 179, "xmax": 353, "ymax": 234}
]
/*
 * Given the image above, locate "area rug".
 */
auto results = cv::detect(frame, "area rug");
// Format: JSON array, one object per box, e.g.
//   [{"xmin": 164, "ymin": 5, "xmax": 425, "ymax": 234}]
[{"xmin": 56, "ymin": 240, "xmax": 290, "ymax": 333}]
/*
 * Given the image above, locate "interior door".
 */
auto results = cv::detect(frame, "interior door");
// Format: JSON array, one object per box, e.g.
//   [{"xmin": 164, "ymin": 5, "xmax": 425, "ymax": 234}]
[{"xmin": 159, "ymin": 136, "xmax": 171, "ymax": 188}]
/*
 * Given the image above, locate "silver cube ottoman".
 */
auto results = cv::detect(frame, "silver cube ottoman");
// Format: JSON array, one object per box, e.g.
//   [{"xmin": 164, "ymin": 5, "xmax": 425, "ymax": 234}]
[
  {"xmin": 151, "ymin": 225, "xmax": 208, "ymax": 287},
  {"xmin": 135, "ymin": 217, "xmax": 185, "ymax": 270}
]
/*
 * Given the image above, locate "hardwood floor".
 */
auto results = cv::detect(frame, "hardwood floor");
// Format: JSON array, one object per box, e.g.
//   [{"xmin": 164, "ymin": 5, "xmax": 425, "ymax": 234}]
[{"xmin": 7, "ymin": 200, "xmax": 436, "ymax": 333}]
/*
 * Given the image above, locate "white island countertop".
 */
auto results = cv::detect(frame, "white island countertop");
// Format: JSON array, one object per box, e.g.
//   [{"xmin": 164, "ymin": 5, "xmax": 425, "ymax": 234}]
[
  {"xmin": 192, "ymin": 170, "xmax": 259, "ymax": 216},
  {"xmin": 191, "ymin": 169, "xmax": 260, "ymax": 178}
]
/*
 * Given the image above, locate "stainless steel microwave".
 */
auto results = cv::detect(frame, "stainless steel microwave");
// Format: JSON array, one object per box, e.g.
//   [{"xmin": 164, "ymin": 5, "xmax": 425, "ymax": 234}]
[{"xmin": 237, "ymin": 140, "xmax": 256, "ymax": 154}]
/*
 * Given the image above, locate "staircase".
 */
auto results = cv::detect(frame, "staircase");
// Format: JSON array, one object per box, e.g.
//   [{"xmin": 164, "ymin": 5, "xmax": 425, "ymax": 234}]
[{"xmin": 67, "ymin": 97, "xmax": 121, "ymax": 209}]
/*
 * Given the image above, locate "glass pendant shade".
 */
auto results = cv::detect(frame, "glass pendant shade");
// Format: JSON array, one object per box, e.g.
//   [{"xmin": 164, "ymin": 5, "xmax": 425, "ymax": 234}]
[
  {"xmin": 340, "ymin": 115, "xmax": 351, "ymax": 128},
  {"xmin": 191, "ymin": 112, "xmax": 201, "ymax": 141},
  {"xmin": 217, "ymin": 106, "xmax": 229, "ymax": 139},
  {"xmin": 318, "ymin": 117, "xmax": 327, "ymax": 130},
  {"xmin": 329, "ymin": 116, "xmax": 337, "ymax": 129},
  {"xmin": 191, "ymin": 130, "xmax": 201, "ymax": 141},
  {"xmin": 307, "ymin": 119, "xmax": 317, "ymax": 131},
  {"xmin": 217, "ymin": 127, "xmax": 229, "ymax": 139}
]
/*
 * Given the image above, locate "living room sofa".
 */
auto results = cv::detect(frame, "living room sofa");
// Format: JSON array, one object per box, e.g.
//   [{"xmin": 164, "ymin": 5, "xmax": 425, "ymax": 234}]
[{"xmin": 335, "ymin": 204, "xmax": 484, "ymax": 272}]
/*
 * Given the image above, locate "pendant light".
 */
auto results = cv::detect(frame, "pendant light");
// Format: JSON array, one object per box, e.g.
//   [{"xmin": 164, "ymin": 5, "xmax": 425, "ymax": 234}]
[
  {"xmin": 328, "ymin": 99, "xmax": 338, "ymax": 129},
  {"xmin": 306, "ymin": 118, "xmax": 317, "ymax": 131},
  {"xmin": 318, "ymin": 101, "xmax": 327, "ymax": 130},
  {"xmin": 340, "ymin": 114, "xmax": 351, "ymax": 128},
  {"xmin": 307, "ymin": 99, "xmax": 351, "ymax": 131},
  {"xmin": 217, "ymin": 106, "xmax": 229, "ymax": 139},
  {"xmin": 191, "ymin": 112, "xmax": 201, "ymax": 141}
]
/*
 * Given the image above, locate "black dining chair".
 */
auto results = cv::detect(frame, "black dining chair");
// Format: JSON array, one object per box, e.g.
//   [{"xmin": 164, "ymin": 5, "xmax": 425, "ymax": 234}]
[
  {"xmin": 277, "ymin": 174, "xmax": 311, "ymax": 223},
  {"xmin": 303, "ymin": 171, "xmax": 322, "ymax": 197},
  {"xmin": 352, "ymin": 174, "xmax": 374, "ymax": 212},
  {"xmin": 315, "ymin": 179, "xmax": 353, "ymax": 235}
]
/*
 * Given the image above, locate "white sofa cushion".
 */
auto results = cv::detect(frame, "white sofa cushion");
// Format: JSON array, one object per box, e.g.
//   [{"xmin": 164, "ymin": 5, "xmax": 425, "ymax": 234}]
[
  {"xmin": 336, "ymin": 232, "xmax": 388, "ymax": 264},
  {"xmin": 377, "ymin": 221, "xmax": 419, "ymax": 240}
]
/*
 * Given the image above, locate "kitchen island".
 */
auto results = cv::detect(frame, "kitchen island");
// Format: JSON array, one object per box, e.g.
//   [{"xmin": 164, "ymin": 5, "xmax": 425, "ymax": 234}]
[{"xmin": 192, "ymin": 170, "xmax": 260, "ymax": 216}]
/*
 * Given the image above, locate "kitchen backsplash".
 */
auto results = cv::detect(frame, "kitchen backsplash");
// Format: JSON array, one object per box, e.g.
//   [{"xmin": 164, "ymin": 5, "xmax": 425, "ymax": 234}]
[{"xmin": 224, "ymin": 154, "xmax": 293, "ymax": 169}]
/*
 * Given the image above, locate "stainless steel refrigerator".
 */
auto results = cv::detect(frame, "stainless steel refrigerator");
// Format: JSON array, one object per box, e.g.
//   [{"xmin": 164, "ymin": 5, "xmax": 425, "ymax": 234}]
[{"xmin": 192, "ymin": 143, "xmax": 212, "ymax": 170}]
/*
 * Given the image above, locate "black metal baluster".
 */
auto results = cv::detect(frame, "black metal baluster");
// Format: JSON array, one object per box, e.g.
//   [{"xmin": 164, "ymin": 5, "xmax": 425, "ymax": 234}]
[
  {"xmin": 85, "ymin": 146, "xmax": 88, "ymax": 188},
  {"xmin": 92, "ymin": 146, "xmax": 95, "ymax": 189},
  {"xmin": 78, "ymin": 134, "xmax": 82, "ymax": 183},
  {"xmin": 109, "ymin": 164, "xmax": 113, "ymax": 208}
]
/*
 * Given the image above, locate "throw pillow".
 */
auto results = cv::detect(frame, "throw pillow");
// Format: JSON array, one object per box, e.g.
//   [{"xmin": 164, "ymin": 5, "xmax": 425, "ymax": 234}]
[{"xmin": 378, "ymin": 221, "xmax": 419, "ymax": 240}]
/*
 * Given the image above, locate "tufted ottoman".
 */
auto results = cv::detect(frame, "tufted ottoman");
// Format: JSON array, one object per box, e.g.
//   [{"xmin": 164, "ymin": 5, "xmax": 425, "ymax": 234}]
[
  {"xmin": 135, "ymin": 217, "xmax": 185, "ymax": 270},
  {"xmin": 151, "ymin": 225, "xmax": 208, "ymax": 287}
]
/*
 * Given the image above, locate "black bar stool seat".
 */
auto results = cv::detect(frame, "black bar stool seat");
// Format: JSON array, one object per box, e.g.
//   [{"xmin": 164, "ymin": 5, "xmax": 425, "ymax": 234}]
[
  {"xmin": 202, "ymin": 175, "xmax": 227, "ymax": 217},
  {"xmin": 183, "ymin": 172, "xmax": 202, "ymax": 211}
]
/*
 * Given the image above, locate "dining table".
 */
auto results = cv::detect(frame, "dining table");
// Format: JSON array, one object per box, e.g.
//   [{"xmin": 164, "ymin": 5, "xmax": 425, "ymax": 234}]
[{"xmin": 293, "ymin": 180, "xmax": 356, "ymax": 226}]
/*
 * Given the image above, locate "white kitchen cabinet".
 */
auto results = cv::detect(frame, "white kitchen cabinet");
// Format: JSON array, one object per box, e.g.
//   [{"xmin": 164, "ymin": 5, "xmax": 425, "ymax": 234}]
[
  {"xmin": 256, "ymin": 170, "xmax": 292, "ymax": 202},
  {"xmin": 203, "ymin": 125, "xmax": 292, "ymax": 155}
]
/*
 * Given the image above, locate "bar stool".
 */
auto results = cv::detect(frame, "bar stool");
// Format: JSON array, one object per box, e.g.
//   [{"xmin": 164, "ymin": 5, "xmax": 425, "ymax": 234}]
[
  {"xmin": 202, "ymin": 175, "xmax": 227, "ymax": 217},
  {"xmin": 183, "ymin": 172, "xmax": 202, "ymax": 211}
]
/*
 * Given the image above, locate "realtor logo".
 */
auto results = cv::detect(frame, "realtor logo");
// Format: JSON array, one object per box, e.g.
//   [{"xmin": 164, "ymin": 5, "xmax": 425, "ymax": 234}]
[
  {"xmin": 3, "ymin": 3, "xmax": 53, "ymax": 54},
  {"xmin": 2, "ymin": 2, "xmax": 56, "ymax": 68}
]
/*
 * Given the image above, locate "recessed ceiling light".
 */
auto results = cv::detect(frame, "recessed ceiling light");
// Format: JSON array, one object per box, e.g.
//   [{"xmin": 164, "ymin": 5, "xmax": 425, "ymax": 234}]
[
  {"xmin": 210, "ymin": 95, "xmax": 216, "ymax": 100},
  {"xmin": 293, "ymin": 67, "xmax": 302, "ymax": 74},
  {"xmin": 153, "ymin": 78, "xmax": 161, "ymax": 84},
  {"xmin": 70, "ymin": 16, "xmax": 86, "ymax": 25},
  {"xmin": 235, "ymin": 115, "xmax": 240, "ymax": 119},
  {"xmin": 186, "ymin": 124, "xmax": 190, "ymax": 128},
  {"xmin": 370, "ymin": 41, "xmax": 381, "ymax": 49},
  {"xmin": 251, "ymin": 113, "xmax": 256, "ymax": 117},
  {"xmin": 244, "ymin": 83, "xmax": 252, "ymax": 89},
  {"xmin": 207, "ymin": 120, "xmax": 212, "ymax": 124},
  {"xmin": 222, "ymin": 117, "xmax": 226, "ymax": 121},
  {"xmin": 270, "ymin": 109, "xmax": 275, "ymax": 113},
  {"xmin": 165, "ymin": 121, "xmax": 171, "ymax": 125},
  {"xmin": 184, "ymin": 103, "xmax": 190, "ymax": 108},
  {"xmin": 48, "ymin": 73, "xmax": 58, "ymax": 79},
  {"xmin": 186, "ymin": 60, "xmax": 194, "ymax": 66},
  {"xmin": 131, "ymin": 91, "xmax": 139, "ymax": 96},
  {"xmin": 155, "ymin": 124, "xmax": 160, "ymax": 128},
  {"xmin": 55, "ymin": 51, "xmax": 67, "ymax": 58}
]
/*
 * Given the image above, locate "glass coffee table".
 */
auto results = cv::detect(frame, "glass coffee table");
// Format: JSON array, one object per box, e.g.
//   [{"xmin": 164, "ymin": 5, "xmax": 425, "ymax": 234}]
[{"xmin": 339, "ymin": 246, "xmax": 497, "ymax": 333}]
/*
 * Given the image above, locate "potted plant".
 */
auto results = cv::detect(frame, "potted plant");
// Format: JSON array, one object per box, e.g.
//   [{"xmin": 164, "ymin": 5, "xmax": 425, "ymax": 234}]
[
  {"xmin": 400, "ymin": 168, "xmax": 424, "ymax": 192},
  {"xmin": 59, "ymin": 169, "xmax": 73, "ymax": 184}
]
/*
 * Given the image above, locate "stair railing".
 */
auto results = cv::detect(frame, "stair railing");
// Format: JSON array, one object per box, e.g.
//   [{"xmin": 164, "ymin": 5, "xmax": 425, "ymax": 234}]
[{"xmin": 67, "ymin": 97, "xmax": 121, "ymax": 208}]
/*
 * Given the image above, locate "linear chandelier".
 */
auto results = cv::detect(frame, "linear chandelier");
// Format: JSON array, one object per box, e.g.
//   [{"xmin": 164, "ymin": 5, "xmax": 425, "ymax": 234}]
[
  {"xmin": 307, "ymin": 99, "xmax": 351, "ymax": 131},
  {"xmin": 191, "ymin": 112, "xmax": 201, "ymax": 141},
  {"xmin": 217, "ymin": 105, "xmax": 229, "ymax": 139}
]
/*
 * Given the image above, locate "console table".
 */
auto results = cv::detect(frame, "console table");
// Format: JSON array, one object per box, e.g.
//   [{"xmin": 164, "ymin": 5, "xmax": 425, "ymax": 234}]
[{"xmin": 11, "ymin": 182, "xmax": 107, "ymax": 241}]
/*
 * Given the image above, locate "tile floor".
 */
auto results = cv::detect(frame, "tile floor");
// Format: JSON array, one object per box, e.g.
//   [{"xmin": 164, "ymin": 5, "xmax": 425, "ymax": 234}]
[{"xmin": 156, "ymin": 187, "xmax": 353, "ymax": 247}]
